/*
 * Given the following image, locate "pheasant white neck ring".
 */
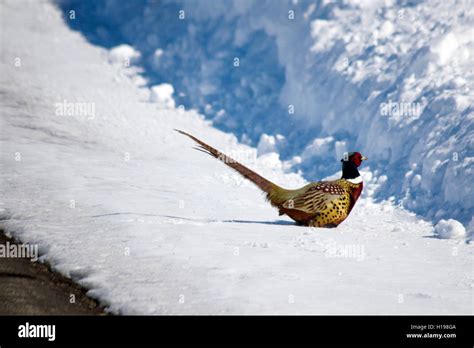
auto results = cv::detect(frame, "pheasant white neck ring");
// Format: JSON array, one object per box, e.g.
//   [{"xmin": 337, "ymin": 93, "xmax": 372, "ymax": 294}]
[{"xmin": 347, "ymin": 176, "xmax": 363, "ymax": 184}]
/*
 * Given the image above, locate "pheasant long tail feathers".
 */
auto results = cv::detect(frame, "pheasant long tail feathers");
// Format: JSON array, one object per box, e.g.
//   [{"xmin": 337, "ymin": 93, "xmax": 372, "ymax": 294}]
[{"xmin": 175, "ymin": 129, "xmax": 287, "ymax": 205}]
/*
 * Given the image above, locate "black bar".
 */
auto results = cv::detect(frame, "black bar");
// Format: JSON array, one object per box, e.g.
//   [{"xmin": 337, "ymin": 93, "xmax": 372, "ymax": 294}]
[{"xmin": 0, "ymin": 315, "xmax": 472, "ymax": 346}]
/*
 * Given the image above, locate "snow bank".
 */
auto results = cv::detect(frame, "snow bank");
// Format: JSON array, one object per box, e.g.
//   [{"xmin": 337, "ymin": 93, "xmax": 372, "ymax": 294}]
[{"xmin": 57, "ymin": 0, "xmax": 473, "ymax": 229}]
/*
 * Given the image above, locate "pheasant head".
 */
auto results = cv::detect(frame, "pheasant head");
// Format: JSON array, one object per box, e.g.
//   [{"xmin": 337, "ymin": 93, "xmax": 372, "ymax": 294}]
[{"xmin": 341, "ymin": 152, "xmax": 368, "ymax": 180}]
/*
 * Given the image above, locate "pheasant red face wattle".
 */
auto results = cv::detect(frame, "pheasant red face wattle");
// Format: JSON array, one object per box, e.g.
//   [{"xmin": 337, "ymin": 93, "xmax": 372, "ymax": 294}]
[{"xmin": 349, "ymin": 152, "xmax": 368, "ymax": 167}]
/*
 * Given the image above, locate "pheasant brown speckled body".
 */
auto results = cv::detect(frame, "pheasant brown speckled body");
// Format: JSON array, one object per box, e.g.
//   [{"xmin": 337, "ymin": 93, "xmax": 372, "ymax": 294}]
[
  {"xmin": 277, "ymin": 179, "xmax": 363, "ymax": 227},
  {"xmin": 177, "ymin": 130, "xmax": 367, "ymax": 228}
]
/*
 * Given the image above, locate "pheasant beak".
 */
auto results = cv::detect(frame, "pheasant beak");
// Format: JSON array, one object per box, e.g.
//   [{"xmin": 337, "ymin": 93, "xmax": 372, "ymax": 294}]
[{"xmin": 361, "ymin": 155, "xmax": 368, "ymax": 161}]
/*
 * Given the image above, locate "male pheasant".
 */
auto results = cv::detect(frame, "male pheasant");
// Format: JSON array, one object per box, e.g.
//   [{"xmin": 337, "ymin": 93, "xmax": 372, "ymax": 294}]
[{"xmin": 177, "ymin": 130, "xmax": 367, "ymax": 228}]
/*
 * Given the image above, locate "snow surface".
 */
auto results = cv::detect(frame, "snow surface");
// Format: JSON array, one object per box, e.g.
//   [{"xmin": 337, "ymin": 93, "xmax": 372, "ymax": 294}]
[
  {"xmin": 0, "ymin": 0, "xmax": 472, "ymax": 314},
  {"xmin": 57, "ymin": 0, "xmax": 474, "ymax": 228}
]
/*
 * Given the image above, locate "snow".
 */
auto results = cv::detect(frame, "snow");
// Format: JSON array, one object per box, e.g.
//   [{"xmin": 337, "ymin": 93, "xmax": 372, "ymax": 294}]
[
  {"xmin": 434, "ymin": 219, "xmax": 468, "ymax": 240},
  {"xmin": 257, "ymin": 133, "xmax": 285, "ymax": 156},
  {"xmin": 301, "ymin": 137, "xmax": 335, "ymax": 161},
  {"xmin": 1, "ymin": 0, "xmax": 472, "ymax": 315},
  {"xmin": 108, "ymin": 44, "xmax": 141, "ymax": 66},
  {"xmin": 149, "ymin": 84, "xmax": 176, "ymax": 109},
  {"xmin": 431, "ymin": 33, "xmax": 459, "ymax": 65},
  {"xmin": 57, "ymin": 0, "xmax": 474, "ymax": 228}
]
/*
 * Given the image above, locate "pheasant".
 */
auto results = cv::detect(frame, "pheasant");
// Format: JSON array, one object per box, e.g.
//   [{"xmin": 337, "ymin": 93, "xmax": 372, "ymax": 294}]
[{"xmin": 177, "ymin": 130, "xmax": 367, "ymax": 228}]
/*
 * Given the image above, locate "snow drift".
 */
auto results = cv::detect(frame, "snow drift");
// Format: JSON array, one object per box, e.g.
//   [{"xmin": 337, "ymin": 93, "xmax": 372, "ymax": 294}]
[{"xmin": 57, "ymin": 0, "xmax": 474, "ymax": 229}]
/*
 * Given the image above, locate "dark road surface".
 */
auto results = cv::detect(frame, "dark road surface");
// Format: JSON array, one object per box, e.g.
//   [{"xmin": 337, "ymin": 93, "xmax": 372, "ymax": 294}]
[{"xmin": 0, "ymin": 232, "xmax": 105, "ymax": 315}]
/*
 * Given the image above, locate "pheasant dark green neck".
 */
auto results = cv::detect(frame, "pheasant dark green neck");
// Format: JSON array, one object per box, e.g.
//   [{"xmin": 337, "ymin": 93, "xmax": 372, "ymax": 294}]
[{"xmin": 341, "ymin": 161, "xmax": 360, "ymax": 179}]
